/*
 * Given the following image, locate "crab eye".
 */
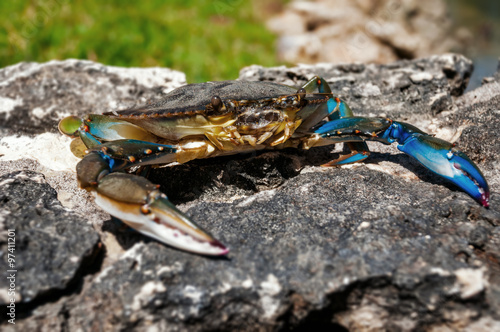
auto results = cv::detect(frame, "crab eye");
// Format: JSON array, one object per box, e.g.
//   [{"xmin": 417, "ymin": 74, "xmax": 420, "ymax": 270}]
[
  {"xmin": 211, "ymin": 96, "xmax": 222, "ymax": 112},
  {"xmin": 297, "ymin": 88, "xmax": 306, "ymax": 100}
]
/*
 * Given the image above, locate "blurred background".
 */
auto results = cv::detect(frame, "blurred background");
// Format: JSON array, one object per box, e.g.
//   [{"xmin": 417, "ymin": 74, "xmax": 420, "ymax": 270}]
[{"xmin": 1, "ymin": 0, "xmax": 499, "ymax": 88}]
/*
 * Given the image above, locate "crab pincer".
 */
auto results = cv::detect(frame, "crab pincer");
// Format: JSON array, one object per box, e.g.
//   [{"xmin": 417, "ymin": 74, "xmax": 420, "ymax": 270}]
[{"xmin": 77, "ymin": 146, "xmax": 229, "ymax": 256}]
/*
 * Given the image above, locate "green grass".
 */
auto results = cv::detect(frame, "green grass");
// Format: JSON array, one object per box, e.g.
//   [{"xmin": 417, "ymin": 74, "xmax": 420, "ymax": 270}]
[{"xmin": 0, "ymin": 0, "xmax": 282, "ymax": 82}]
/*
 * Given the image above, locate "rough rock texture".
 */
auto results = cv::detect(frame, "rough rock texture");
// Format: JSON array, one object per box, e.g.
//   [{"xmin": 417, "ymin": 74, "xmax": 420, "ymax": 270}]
[
  {"xmin": 0, "ymin": 171, "xmax": 100, "ymax": 306},
  {"xmin": 240, "ymin": 54, "xmax": 473, "ymax": 122},
  {"xmin": 267, "ymin": 0, "xmax": 471, "ymax": 65},
  {"xmin": 0, "ymin": 59, "xmax": 186, "ymax": 136},
  {"xmin": 1, "ymin": 56, "xmax": 499, "ymax": 331}
]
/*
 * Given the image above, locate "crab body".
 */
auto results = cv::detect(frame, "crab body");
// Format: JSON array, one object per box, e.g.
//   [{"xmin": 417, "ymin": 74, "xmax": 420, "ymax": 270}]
[{"xmin": 59, "ymin": 77, "xmax": 490, "ymax": 256}]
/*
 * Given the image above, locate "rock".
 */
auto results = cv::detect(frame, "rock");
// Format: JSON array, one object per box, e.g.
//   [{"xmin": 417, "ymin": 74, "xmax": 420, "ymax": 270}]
[
  {"xmin": 0, "ymin": 171, "xmax": 100, "ymax": 306},
  {"xmin": 0, "ymin": 59, "xmax": 186, "ymax": 136},
  {"xmin": 1, "ymin": 56, "xmax": 499, "ymax": 331},
  {"xmin": 239, "ymin": 54, "xmax": 473, "ymax": 120},
  {"xmin": 267, "ymin": 0, "xmax": 469, "ymax": 65},
  {"xmin": 451, "ymin": 59, "xmax": 500, "ymax": 168}
]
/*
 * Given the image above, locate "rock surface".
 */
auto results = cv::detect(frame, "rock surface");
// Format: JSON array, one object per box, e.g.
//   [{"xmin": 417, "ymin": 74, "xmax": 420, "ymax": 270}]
[
  {"xmin": 0, "ymin": 56, "xmax": 499, "ymax": 331},
  {"xmin": 0, "ymin": 171, "xmax": 100, "ymax": 306},
  {"xmin": 0, "ymin": 59, "xmax": 186, "ymax": 136},
  {"xmin": 240, "ymin": 54, "xmax": 473, "ymax": 121},
  {"xmin": 267, "ymin": 0, "xmax": 470, "ymax": 65}
]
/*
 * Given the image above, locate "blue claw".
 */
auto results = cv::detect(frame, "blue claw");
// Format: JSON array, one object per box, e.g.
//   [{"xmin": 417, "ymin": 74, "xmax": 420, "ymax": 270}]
[
  {"xmin": 389, "ymin": 124, "xmax": 490, "ymax": 207},
  {"xmin": 315, "ymin": 117, "xmax": 490, "ymax": 206}
]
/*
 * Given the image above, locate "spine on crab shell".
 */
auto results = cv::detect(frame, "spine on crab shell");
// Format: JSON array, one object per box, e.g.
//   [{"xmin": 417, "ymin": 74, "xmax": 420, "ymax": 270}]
[{"xmin": 381, "ymin": 121, "xmax": 490, "ymax": 207}]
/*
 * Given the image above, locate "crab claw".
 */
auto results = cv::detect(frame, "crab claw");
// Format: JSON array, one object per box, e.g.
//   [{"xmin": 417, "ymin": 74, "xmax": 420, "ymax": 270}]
[
  {"xmin": 77, "ymin": 152, "xmax": 229, "ymax": 255},
  {"xmin": 94, "ymin": 188, "xmax": 229, "ymax": 255},
  {"xmin": 94, "ymin": 173, "xmax": 229, "ymax": 255},
  {"xmin": 398, "ymin": 134, "xmax": 490, "ymax": 207}
]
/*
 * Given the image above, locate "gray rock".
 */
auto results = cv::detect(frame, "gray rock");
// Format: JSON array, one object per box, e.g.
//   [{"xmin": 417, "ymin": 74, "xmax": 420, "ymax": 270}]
[
  {"xmin": 239, "ymin": 54, "xmax": 473, "ymax": 121},
  {"xmin": 0, "ymin": 171, "xmax": 100, "ymax": 305},
  {"xmin": 1, "ymin": 56, "xmax": 499, "ymax": 331},
  {"xmin": 451, "ymin": 62, "xmax": 500, "ymax": 168},
  {"xmin": 0, "ymin": 60, "xmax": 186, "ymax": 136}
]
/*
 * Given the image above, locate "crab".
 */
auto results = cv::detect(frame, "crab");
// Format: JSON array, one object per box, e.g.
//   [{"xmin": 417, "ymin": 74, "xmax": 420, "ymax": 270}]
[{"xmin": 59, "ymin": 76, "xmax": 490, "ymax": 256}]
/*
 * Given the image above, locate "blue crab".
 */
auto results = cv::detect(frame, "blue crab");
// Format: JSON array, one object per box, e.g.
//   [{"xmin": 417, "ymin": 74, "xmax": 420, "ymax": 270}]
[{"xmin": 59, "ymin": 77, "xmax": 490, "ymax": 255}]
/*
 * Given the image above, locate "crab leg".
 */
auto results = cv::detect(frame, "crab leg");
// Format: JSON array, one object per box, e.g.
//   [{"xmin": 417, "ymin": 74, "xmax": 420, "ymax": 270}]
[
  {"xmin": 59, "ymin": 116, "xmax": 229, "ymax": 255},
  {"xmin": 314, "ymin": 117, "xmax": 490, "ymax": 207},
  {"xmin": 297, "ymin": 77, "xmax": 370, "ymax": 164},
  {"xmin": 77, "ymin": 142, "xmax": 228, "ymax": 255},
  {"xmin": 90, "ymin": 171, "xmax": 228, "ymax": 255}
]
